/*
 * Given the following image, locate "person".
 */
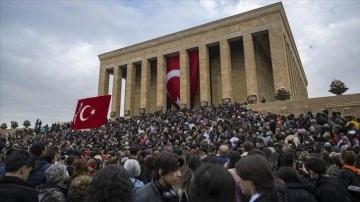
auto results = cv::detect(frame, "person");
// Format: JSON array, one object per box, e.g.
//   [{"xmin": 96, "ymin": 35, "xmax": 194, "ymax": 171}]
[
  {"xmin": 276, "ymin": 166, "xmax": 317, "ymax": 202},
  {"xmin": 27, "ymin": 141, "xmax": 52, "ymax": 186},
  {"xmin": 241, "ymin": 141, "xmax": 253, "ymax": 157},
  {"xmin": 235, "ymin": 154, "xmax": 278, "ymax": 202},
  {"xmin": 176, "ymin": 155, "xmax": 202, "ymax": 202},
  {"xmin": 70, "ymin": 159, "xmax": 90, "ymax": 181},
  {"xmin": 65, "ymin": 155, "xmax": 78, "ymax": 176},
  {"xmin": 134, "ymin": 152, "xmax": 183, "ymax": 202},
  {"xmin": 84, "ymin": 164, "xmax": 132, "ymax": 202},
  {"xmin": 225, "ymin": 151, "xmax": 242, "ymax": 202},
  {"xmin": 218, "ymin": 144, "xmax": 230, "ymax": 166},
  {"xmin": 0, "ymin": 149, "xmax": 38, "ymax": 202},
  {"xmin": 188, "ymin": 163, "xmax": 236, "ymax": 202},
  {"xmin": 129, "ymin": 144, "xmax": 146, "ymax": 182},
  {"xmin": 68, "ymin": 175, "xmax": 92, "ymax": 202},
  {"xmin": 124, "ymin": 159, "xmax": 144, "ymax": 192},
  {"xmin": 37, "ymin": 163, "xmax": 68, "ymax": 202},
  {"xmin": 305, "ymin": 158, "xmax": 352, "ymax": 202},
  {"xmin": 336, "ymin": 150, "xmax": 360, "ymax": 201}
]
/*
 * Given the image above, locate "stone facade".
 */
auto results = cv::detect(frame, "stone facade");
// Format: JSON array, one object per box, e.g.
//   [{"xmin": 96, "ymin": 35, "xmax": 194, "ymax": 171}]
[
  {"xmin": 98, "ymin": 2, "xmax": 308, "ymax": 118},
  {"xmin": 249, "ymin": 93, "xmax": 360, "ymax": 117}
]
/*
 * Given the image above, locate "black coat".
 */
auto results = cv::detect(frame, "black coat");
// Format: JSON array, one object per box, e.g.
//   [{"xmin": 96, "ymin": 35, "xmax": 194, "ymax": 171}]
[
  {"xmin": 134, "ymin": 179, "xmax": 178, "ymax": 202},
  {"xmin": 286, "ymin": 182, "xmax": 317, "ymax": 202},
  {"xmin": 315, "ymin": 175, "xmax": 352, "ymax": 202},
  {"xmin": 0, "ymin": 176, "xmax": 38, "ymax": 202},
  {"xmin": 337, "ymin": 168, "xmax": 360, "ymax": 202}
]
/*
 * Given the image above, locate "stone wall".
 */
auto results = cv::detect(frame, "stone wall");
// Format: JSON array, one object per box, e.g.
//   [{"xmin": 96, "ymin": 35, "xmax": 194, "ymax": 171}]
[
  {"xmin": 149, "ymin": 67, "xmax": 157, "ymax": 113},
  {"xmin": 209, "ymin": 46, "xmax": 222, "ymax": 105},
  {"xmin": 230, "ymin": 40, "xmax": 247, "ymax": 103},
  {"xmin": 249, "ymin": 93, "xmax": 360, "ymax": 117},
  {"xmin": 254, "ymin": 33, "xmax": 275, "ymax": 102}
]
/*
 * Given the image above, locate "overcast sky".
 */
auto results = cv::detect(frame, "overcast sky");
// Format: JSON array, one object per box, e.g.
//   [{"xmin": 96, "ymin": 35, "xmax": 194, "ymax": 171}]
[{"xmin": 1, "ymin": 0, "xmax": 359, "ymax": 126}]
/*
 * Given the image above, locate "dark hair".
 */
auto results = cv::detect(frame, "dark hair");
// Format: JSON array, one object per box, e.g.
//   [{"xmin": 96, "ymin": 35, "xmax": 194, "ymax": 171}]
[
  {"xmin": 228, "ymin": 151, "xmax": 241, "ymax": 169},
  {"xmin": 278, "ymin": 151, "xmax": 295, "ymax": 169},
  {"xmin": 188, "ymin": 163, "xmax": 236, "ymax": 202},
  {"xmin": 235, "ymin": 155, "xmax": 278, "ymax": 202},
  {"xmin": 243, "ymin": 141, "xmax": 253, "ymax": 152},
  {"xmin": 152, "ymin": 152, "xmax": 183, "ymax": 179},
  {"xmin": 305, "ymin": 158, "xmax": 326, "ymax": 174},
  {"xmin": 45, "ymin": 149, "xmax": 57, "ymax": 163},
  {"xmin": 341, "ymin": 150, "xmax": 357, "ymax": 165},
  {"xmin": 276, "ymin": 166, "xmax": 303, "ymax": 183},
  {"xmin": 129, "ymin": 145, "xmax": 140, "ymax": 156},
  {"xmin": 30, "ymin": 141, "xmax": 46, "ymax": 156},
  {"xmin": 187, "ymin": 155, "xmax": 202, "ymax": 172},
  {"xmin": 66, "ymin": 155, "xmax": 78, "ymax": 166},
  {"xmin": 5, "ymin": 149, "xmax": 35, "ymax": 172},
  {"xmin": 85, "ymin": 165, "xmax": 132, "ymax": 202},
  {"xmin": 268, "ymin": 152, "xmax": 279, "ymax": 171}
]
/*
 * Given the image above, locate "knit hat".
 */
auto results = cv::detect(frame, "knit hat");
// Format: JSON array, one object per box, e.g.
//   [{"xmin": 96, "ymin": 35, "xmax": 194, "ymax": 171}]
[{"xmin": 45, "ymin": 163, "xmax": 66, "ymax": 183}]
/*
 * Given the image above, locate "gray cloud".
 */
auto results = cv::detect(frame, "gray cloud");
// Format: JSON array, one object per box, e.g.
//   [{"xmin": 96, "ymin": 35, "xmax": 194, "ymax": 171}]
[{"xmin": 0, "ymin": 0, "xmax": 359, "ymax": 126}]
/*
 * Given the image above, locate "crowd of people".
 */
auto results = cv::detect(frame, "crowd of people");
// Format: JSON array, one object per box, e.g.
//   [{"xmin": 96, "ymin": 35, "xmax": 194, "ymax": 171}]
[{"xmin": 0, "ymin": 102, "xmax": 360, "ymax": 202}]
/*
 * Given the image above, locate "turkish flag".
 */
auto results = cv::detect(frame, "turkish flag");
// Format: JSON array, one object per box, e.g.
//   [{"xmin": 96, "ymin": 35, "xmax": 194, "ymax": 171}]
[
  {"xmin": 71, "ymin": 95, "xmax": 111, "ymax": 130},
  {"xmin": 166, "ymin": 55, "xmax": 180, "ymax": 108},
  {"xmin": 189, "ymin": 50, "xmax": 199, "ymax": 107}
]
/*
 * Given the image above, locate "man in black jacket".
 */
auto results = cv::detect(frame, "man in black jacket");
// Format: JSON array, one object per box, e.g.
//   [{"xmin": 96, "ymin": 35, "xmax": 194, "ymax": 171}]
[
  {"xmin": 27, "ymin": 141, "xmax": 51, "ymax": 186},
  {"xmin": 0, "ymin": 149, "xmax": 38, "ymax": 202},
  {"xmin": 305, "ymin": 158, "xmax": 352, "ymax": 202},
  {"xmin": 134, "ymin": 152, "xmax": 183, "ymax": 202}
]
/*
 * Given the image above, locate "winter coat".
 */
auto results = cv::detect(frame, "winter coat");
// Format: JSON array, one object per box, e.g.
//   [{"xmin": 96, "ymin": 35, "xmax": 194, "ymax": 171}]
[
  {"xmin": 315, "ymin": 175, "xmax": 352, "ymax": 202},
  {"xmin": 285, "ymin": 182, "xmax": 317, "ymax": 202},
  {"xmin": 0, "ymin": 176, "xmax": 38, "ymax": 202},
  {"xmin": 27, "ymin": 160, "xmax": 51, "ymax": 187},
  {"xmin": 134, "ymin": 179, "xmax": 178, "ymax": 202},
  {"xmin": 337, "ymin": 166, "xmax": 360, "ymax": 201},
  {"xmin": 37, "ymin": 183, "xmax": 67, "ymax": 202}
]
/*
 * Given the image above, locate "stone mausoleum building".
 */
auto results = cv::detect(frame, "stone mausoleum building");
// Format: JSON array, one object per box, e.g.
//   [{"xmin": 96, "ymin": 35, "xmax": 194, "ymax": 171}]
[{"xmin": 98, "ymin": 2, "xmax": 308, "ymax": 118}]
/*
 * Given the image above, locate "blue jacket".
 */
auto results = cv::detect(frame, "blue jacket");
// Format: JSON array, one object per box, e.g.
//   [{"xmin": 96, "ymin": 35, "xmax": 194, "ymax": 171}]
[{"xmin": 26, "ymin": 160, "xmax": 51, "ymax": 187}]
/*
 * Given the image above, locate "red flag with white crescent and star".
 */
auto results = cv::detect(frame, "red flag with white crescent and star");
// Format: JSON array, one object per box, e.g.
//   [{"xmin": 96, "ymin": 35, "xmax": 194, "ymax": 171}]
[
  {"xmin": 71, "ymin": 95, "xmax": 111, "ymax": 130},
  {"xmin": 166, "ymin": 55, "xmax": 180, "ymax": 108}
]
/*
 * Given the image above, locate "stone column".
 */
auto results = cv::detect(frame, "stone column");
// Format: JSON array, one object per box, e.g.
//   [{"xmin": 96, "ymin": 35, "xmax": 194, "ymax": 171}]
[
  {"xmin": 199, "ymin": 44, "xmax": 211, "ymax": 107},
  {"xmin": 269, "ymin": 27, "xmax": 291, "ymax": 95},
  {"xmin": 124, "ymin": 62, "xmax": 135, "ymax": 117},
  {"xmin": 156, "ymin": 55, "xmax": 166, "ymax": 111},
  {"xmin": 243, "ymin": 33, "xmax": 259, "ymax": 101},
  {"xmin": 220, "ymin": 39, "xmax": 232, "ymax": 103},
  {"xmin": 180, "ymin": 49, "xmax": 190, "ymax": 108},
  {"xmin": 111, "ymin": 65, "xmax": 122, "ymax": 120},
  {"xmin": 140, "ymin": 58, "xmax": 150, "ymax": 114},
  {"xmin": 98, "ymin": 63, "xmax": 110, "ymax": 96}
]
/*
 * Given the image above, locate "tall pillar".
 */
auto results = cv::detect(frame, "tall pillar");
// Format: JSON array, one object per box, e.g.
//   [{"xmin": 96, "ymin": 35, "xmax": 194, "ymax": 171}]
[
  {"xmin": 220, "ymin": 39, "xmax": 232, "ymax": 103},
  {"xmin": 180, "ymin": 49, "xmax": 190, "ymax": 108},
  {"xmin": 199, "ymin": 44, "xmax": 211, "ymax": 106},
  {"xmin": 156, "ymin": 55, "xmax": 166, "ymax": 111},
  {"xmin": 269, "ymin": 27, "xmax": 291, "ymax": 95},
  {"xmin": 98, "ymin": 63, "xmax": 110, "ymax": 96},
  {"xmin": 124, "ymin": 62, "xmax": 135, "ymax": 117},
  {"xmin": 111, "ymin": 65, "xmax": 122, "ymax": 120},
  {"xmin": 140, "ymin": 59, "xmax": 150, "ymax": 114},
  {"xmin": 243, "ymin": 33, "xmax": 259, "ymax": 100}
]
